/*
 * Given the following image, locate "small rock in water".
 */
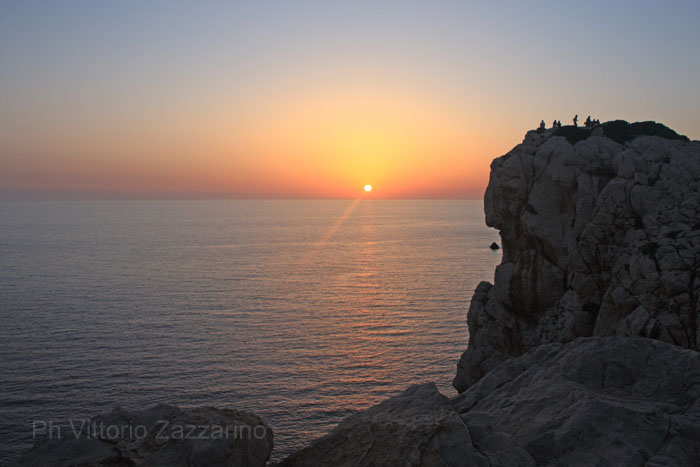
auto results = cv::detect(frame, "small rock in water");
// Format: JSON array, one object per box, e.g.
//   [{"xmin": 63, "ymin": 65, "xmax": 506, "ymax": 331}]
[{"xmin": 489, "ymin": 242, "xmax": 500, "ymax": 250}]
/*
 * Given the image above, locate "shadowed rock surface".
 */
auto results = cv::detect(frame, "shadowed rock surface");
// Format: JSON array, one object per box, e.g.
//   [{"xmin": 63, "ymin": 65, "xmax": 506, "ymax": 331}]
[
  {"xmin": 275, "ymin": 382, "xmax": 534, "ymax": 467},
  {"xmin": 455, "ymin": 121, "xmax": 700, "ymax": 391},
  {"xmin": 16, "ymin": 405, "xmax": 273, "ymax": 467},
  {"xmin": 453, "ymin": 337, "xmax": 700, "ymax": 467},
  {"xmin": 278, "ymin": 337, "xmax": 700, "ymax": 466}
]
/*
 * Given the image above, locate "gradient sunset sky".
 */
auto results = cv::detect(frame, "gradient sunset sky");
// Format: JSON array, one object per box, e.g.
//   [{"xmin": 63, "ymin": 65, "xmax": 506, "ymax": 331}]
[{"xmin": 2, "ymin": 1, "xmax": 699, "ymax": 199}]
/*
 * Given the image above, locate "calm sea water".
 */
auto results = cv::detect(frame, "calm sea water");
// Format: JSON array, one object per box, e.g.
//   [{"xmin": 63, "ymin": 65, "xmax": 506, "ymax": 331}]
[{"xmin": 0, "ymin": 200, "xmax": 500, "ymax": 463}]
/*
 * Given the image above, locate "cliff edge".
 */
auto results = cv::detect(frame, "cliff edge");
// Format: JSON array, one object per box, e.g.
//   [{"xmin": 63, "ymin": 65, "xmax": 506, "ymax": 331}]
[{"xmin": 454, "ymin": 120, "xmax": 700, "ymax": 391}]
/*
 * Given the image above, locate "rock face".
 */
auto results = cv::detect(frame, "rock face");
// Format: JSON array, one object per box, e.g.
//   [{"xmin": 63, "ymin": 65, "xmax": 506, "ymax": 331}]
[
  {"xmin": 279, "ymin": 337, "xmax": 700, "ymax": 466},
  {"xmin": 276, "ymin": 382, "xmax": 535, "ymax": 467},
  {"xmin": 453, "ymin": 337, "xmax": 700, "ymax": 467},
  {"xmin": 455, "ymin": 121, "xmax": 700, "ymax": 391},
  {"xmin": 17, "ymin": 405, "xmax": 273, "ymax": 467}
]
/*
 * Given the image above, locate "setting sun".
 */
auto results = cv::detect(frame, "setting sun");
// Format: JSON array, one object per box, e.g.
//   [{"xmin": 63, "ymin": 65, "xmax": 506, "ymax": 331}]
[{"xmin": 364, "ymin": 184, "xmax": 372, "ymax": 192}]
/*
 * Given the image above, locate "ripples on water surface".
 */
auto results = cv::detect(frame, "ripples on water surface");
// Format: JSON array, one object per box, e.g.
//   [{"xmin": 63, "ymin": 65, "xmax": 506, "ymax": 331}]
[{"xmin": 0, "ymin": 200, "xmax": 500, "ymax": 462}]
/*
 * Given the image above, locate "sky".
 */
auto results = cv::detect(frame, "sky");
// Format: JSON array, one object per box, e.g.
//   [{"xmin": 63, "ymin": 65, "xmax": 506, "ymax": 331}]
[{"xmin": 1, "ymin": 0, "xmax": 699, "ymax": 199}]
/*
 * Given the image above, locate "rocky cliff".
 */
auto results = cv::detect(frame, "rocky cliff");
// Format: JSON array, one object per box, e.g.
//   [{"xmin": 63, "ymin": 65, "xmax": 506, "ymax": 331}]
[{"xmin": 454, "ymin": 121, "xmax": 700, "ymax": 391}]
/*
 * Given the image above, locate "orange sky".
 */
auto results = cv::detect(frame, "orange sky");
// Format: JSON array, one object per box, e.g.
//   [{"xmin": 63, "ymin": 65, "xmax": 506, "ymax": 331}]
[
  {"xmin": 2, "ymin": 2, "xmax": 699, "ymax": 200},
  {"xmin": 1, "ymin": 76, "xmax": 501, "ymax": 199}
]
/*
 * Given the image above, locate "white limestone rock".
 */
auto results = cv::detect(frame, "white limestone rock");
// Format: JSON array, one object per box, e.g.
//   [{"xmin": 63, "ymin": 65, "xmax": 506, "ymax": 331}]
[{"xmin": 455, "ymin": 122, "xmax": 700, "ymax": 392}]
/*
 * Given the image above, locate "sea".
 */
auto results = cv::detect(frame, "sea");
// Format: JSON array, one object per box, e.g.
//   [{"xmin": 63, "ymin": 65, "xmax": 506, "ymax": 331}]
[{"xmin": 0, "ymin": 199, "xmax": 501, "ymax": 463}]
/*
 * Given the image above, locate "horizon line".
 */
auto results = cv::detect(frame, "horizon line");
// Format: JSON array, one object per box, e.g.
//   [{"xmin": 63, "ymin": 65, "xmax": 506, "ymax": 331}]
[{"xmin": 0, "ymin": 196, "xmax": 485, "ymax": 202}]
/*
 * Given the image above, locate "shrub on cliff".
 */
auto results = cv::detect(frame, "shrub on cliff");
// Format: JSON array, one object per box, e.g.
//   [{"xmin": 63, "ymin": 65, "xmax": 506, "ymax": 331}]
[
  {"xmin": 602, "ymin": 120, "xmax": 689, "ymax": 144},
  {"xmin": 553, "ymin": 119, "xmax": 689, "ymax": 145}
]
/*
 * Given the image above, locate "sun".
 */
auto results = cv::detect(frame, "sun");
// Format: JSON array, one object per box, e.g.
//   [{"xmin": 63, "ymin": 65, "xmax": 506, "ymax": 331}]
[{"xmin": 364, "ymin": 184, "xmax": 372, "ymax": 192}]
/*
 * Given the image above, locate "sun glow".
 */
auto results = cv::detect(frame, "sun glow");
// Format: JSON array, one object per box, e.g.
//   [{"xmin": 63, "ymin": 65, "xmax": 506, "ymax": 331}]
[{"xmin": 364, "ymin": 184, "xmax": 372, "ymax": 192}]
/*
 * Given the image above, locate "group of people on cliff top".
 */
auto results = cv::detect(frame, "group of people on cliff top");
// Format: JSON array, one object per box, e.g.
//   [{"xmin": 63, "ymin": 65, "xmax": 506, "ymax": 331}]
[
  {"xmin": 579, "ymin": 115, "xmax": 601, "ymax": 127},
  {"xmin": 539, "ymin": 115, "xmax": 601, "ymax": 130},
  {"xmin": 543, "ymin": 120, "xmax": 563, "ymax": 129}
]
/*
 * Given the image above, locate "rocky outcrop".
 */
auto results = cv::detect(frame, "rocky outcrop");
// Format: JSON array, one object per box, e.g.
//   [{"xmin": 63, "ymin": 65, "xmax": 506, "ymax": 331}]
[
  {"xmin": 455, "ymin": 121, "xmax": 700, "ymax": 391},
  {"xmin": 17, "ymin": 405, "xmax": 273, "ymax": 467},
  {"xmin": 278, "ymin": 337, "xmax": 700, "ymax": 466},
  {"xmin": 453, "ymin": 336, "xmax": 700, "ymax": 467},
  {"xmin": 275, "ymin": 382, "xmax": 535, "ymax": 467}
]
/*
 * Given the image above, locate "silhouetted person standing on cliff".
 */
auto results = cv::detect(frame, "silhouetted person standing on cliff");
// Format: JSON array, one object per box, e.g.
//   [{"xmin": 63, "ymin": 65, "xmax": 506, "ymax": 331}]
[
  {"xmin": 539, "ymin": 120, "xmax": 546, "ymax": 130},
  {"xmin": 573, "ymin": 115, "xmax": 578, "ymax": 127},
  {"xmin": 552, "ymin": 119, "xmax": 557, "ymax": 128}
]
